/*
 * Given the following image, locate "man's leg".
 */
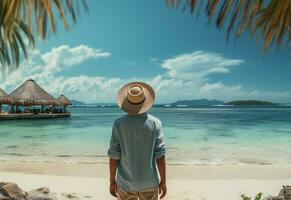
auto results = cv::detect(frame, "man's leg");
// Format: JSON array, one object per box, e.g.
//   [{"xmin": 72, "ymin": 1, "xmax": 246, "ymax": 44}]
[
  {"xmin": 117, "ymin": 187, "xmax": 138, "ymax": 200},
  {"xmin": 138, "ymin": 187, "xmax": 159, "ymax": 200}
]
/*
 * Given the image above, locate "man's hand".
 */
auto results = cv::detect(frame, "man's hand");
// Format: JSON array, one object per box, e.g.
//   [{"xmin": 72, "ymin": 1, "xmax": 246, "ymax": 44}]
[
  {"xmin": 109, "ymin": 158, "xmax": 119, "ymax": 197},
  {"xmin": 110, "ymin": 181, "xmax": 118, "ymax": 198},
  {"xmin": 159, "ymin": 182, "xmax": 167, "ymax": 199},
  {"xmin": 157, "ymin": 156, "xmax": 167, "ymax": 199}
]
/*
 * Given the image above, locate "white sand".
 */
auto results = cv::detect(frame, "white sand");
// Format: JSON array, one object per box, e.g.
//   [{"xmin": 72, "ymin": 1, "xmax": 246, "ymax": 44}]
[{"xmin": 0, "ymin": 163, "xmax": 291, "ymax": 200}]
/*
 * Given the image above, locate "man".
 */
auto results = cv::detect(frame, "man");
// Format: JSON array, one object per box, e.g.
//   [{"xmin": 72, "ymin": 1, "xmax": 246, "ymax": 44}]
[{"xmin": 107, "ymin": 82, "xmax": 167, "ymax": 200}]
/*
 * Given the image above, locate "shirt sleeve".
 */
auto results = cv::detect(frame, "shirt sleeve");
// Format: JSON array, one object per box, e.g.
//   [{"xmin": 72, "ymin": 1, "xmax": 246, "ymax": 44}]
[
  {"xmin": 107, "ymin": 123, "xmax": 121, "ymax": 160},
  {"xmin": 154, "ymin": 121, "xmax": 166, "ymax": 159}
]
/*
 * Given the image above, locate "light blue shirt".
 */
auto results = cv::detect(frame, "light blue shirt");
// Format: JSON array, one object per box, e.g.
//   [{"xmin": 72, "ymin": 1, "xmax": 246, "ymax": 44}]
[{"xmin": 107, "ymin": 112, "xmax": 166, "ymax": 192}]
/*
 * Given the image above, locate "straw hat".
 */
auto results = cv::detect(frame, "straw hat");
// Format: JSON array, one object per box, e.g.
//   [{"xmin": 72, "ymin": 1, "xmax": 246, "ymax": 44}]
[{"xmin": 117, "ymin": 82, "xmax": 155, "ymax": 114}]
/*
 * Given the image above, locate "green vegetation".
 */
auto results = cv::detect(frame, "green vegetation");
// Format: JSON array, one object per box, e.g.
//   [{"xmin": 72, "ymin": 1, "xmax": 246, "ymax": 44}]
[
  {"xmin": 241, "ymin": 193, "xmax": 262, "ymax": 200},
  {"xmin": 227, "ymin": 100, "xmax": 277, "ymax": 106}
]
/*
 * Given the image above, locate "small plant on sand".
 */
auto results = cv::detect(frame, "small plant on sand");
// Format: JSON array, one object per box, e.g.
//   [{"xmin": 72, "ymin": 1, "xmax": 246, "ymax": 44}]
[{"xmin": 241, "ymin": 193, "xmax": 262, "ymax": 200}]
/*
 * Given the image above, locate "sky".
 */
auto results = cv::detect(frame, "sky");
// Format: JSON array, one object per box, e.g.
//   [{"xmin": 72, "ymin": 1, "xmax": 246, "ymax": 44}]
[{"xmin": 1, "ymin": 0, "xmax": 290, "ymax": 103}]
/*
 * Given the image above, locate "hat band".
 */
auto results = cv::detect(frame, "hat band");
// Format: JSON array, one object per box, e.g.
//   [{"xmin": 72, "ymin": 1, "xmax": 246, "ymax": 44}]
[{"xmin": 127, "ymin": 96, "xmax": 146, "ymax": 105}]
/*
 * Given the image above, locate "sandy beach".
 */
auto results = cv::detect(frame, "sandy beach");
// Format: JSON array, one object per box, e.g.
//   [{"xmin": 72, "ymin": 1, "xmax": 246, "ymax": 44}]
[
  {"xmin": 0, "ymin": 0, "xmax": 290, "ymax": 199},
  {"xmin": 1, "ymin": 162, "xmax": 291, "ymax": 200}
]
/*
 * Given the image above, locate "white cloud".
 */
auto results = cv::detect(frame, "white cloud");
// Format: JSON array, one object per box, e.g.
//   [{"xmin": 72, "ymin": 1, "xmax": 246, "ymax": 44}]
[
  {"xmin": 40, "ymin": 45, "xmax": 110, "ymax": 78},
  {"xmin": 42, "ymin": 45, "xmax": 110, "ymax": 67},
  {"xmin": 199, "ymin": 82, "xmax": 291, "ymax": 102},
  {"xmin": 161, "ymin": 51, "xmax": 244, "ymax": 79},
  {"xmin": 47, "ymin": 76, "xmax": 124, "ymax": 102},
  {"xmin": 201, "ymin": 82, "xmax": 242, "ymax": 95},
  {"xmin": 1, "ymin": 45, "xmax": 112, "ymax": 100},
  {"xmin": 1, "ymin": 47, "xmax": 291, "ymax": 103}
]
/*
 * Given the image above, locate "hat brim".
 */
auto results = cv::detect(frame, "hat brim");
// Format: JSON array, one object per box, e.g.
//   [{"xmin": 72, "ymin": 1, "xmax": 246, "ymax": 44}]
[{"xmin": 117, "ymin": 82, "xmax": 155, "ymax": 114}]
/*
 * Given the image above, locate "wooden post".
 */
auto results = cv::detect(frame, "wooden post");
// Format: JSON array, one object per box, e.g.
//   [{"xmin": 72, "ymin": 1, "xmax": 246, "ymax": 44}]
[
  {"xmin": 10, "ymin": 105, "xmax": 15, "ymax": 113},
  {"xmin": 0, "ymin": 104, "xmax": 2, "ymax": 114}
]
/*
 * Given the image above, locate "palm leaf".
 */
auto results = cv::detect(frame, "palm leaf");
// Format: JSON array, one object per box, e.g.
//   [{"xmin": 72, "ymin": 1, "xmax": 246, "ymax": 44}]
[
  {"xmin": 0, "ymin": 0, "xmax": 88, "ymax": 71},
  {"xmin": 166, "ymin": 0, "xmax": 291, "ymax": 50}
]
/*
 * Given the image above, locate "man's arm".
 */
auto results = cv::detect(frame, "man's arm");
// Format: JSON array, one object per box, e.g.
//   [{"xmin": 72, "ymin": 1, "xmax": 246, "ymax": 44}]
[
  {"xmin": 107, "ymin": 123, "xmax": 121, "ymax": 197},
  {"xmin": 109, "ymin": 158, "xmax": 119, "ymax": 197},
  {"xmin": 157, "ymin": 155, "xmax": 167, "ymax": 199}
]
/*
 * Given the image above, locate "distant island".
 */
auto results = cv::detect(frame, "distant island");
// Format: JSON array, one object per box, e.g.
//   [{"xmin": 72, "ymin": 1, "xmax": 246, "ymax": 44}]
[
  {"xmin": 71, "ymin": 100, "xmax": 86, "ymax": 106},
  {"xmin": 170, "ymin": 99, "xmax": 224, "ymax": 106},
  {"xmin": 168, "ymin": 99, "xmax": 279, "ymax": 107},
  {"xmin": 70, "ymin": 99, "xmax": 283, "ymax": 108},
  {"xmin": 226, "ymin": 100, "xmax": 278, "ymax": 106}
]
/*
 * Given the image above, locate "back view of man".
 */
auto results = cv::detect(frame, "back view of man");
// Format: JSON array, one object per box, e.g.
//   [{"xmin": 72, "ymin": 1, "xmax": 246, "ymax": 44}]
[{"xmin": 107, "ymin": 82, "xmax": 167, "ymax": 200}]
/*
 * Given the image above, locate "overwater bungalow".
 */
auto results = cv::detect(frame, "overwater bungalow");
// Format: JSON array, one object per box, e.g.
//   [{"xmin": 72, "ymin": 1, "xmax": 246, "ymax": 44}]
[
  {"xmin": 0, "ymin": 88, "xmax": 10, "ymax": 114},
  {"xmin": 57, "ymin": 95, "xmax": 72, "ymax": 113},
  {"xmin": 0, "ymin": 79, "xmax": 71, "ymax": 119}
]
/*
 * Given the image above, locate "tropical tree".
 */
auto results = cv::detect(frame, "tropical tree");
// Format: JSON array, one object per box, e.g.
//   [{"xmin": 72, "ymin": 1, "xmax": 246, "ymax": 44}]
[
  {"xmin": 0, "ymin": 0, "xmax": 88, "ymax": 71},
  {"xmin": 166, "ymin": 0, "xmax": 291, "ymax": 50}
]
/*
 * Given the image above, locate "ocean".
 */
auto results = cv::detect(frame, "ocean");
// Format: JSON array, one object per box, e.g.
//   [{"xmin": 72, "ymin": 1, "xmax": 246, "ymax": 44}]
[{"xmin": 1, "ymin": 107, "xmax": 291, "ymax": 166}]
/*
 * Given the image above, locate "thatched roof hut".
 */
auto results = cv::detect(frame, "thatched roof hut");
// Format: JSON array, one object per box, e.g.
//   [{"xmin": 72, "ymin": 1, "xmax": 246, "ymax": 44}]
[
  {"xmin": 0, "ymin": 88, "xmax": 10, "ymax": 104},
  {"xmin": 8, "ymin": 79, "xmax": 59, "ymax": 106},
  {"xmin": 57, "ymin": 95, "xmax": 72, "ymax": 106}
]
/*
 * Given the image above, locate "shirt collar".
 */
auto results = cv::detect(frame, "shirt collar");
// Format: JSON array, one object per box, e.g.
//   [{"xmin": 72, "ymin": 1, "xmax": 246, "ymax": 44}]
[{"xmin": 127, "ymin": 112, "xmax": 148, "ymax": 118}]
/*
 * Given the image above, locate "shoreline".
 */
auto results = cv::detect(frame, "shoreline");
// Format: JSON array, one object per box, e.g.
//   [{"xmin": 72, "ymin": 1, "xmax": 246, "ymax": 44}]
[
  {"xmin": 1, "ymin": 172, "xmax": 290, "ymax": 200},
  {"xmin": 1, "ymin": 161, "xmax": 291, "ymax": 179},
  {"xmin": 1, "ymin": 162, "xmax": 291, "ymax": 199}
]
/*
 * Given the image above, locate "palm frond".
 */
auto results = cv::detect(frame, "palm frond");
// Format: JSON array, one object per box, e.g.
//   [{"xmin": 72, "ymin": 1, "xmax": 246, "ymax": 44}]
[
  {"xmin": 0, "ymin": 19, "xmax": 35, "ymax": 72},
  {"xmin": 0, "ymin": 0, "xmax": 88, "ymax": 71},
  {"xmin": 166, "ymin": 0, "xmax": 291, "ymax": 50}
]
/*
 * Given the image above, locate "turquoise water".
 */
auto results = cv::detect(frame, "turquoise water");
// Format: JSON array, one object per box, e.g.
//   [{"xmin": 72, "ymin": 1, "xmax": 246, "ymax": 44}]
[{"xmin": 1, "ymin": 107, "xmax": 291, "ymax": 166}]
